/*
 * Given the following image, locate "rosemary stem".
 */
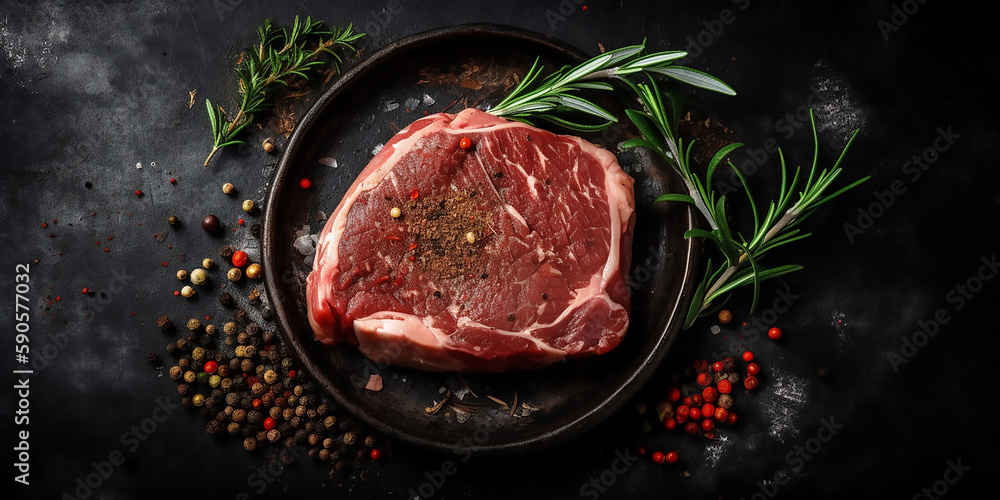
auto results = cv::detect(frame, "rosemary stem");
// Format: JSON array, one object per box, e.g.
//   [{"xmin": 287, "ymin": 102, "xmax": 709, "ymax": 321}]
[
  {"xmin": 682, "ymin": 177, "xmax": 719, "ymax": 231},
  {"xmin": 204, "ymin": 146, "xmax": 220, "ymax": 167}
]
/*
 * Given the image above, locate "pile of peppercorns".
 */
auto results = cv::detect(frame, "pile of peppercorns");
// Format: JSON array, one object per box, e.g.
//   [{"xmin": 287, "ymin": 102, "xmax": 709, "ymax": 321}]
[
  {"xmin": 157, "ymin": 243, "xmax": 384, "ymax": 473},
  {"xmin": 656, "ymin": 351, "xmax": 761, "ymax": 439},
  {"xmin": 633, "ymin": 346, "xmax": 765, "ymax": 468}
]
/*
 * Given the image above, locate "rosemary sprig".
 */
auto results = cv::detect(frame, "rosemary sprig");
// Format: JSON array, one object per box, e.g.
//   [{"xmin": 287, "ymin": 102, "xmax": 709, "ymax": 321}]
[
  {"xmin": 491, "ymin": 42, "xmax": 868, "ymax": 328},
  {"xmin": 204, "ymin": 16, "xmax": 363, "ymax": 166},
  {"xmin": 622, "ymin": 78, "xmax": 869, "ymax": 327},
  {"xmin": 488, "ymin": 41, "xmax": 734, "ymax": 132}
]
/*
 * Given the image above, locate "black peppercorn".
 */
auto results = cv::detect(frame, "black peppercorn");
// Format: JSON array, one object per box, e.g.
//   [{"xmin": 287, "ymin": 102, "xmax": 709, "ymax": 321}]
[
  {"xmin": 157, "ymin": 315, "xmax": 173, "ymax": 331},
  {"xmin": 219, "ymin": 292, "xmax": 234, "ymax": 307},
  {"xmin": 206, "ymin": 420, "xmax": 221, "ymax": 435},
  {"xmin": 243, "ymin": 437, "xmax": 257, "ymax": 451},
  {"xmin": 202, "ymin": 214, "xmax": 222, "ymax": 234}
]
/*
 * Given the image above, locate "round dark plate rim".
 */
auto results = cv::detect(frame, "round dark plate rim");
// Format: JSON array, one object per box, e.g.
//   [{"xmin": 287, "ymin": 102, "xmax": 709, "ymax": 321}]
[{"xmin": 262, "ymin": 23, "xmax": 699, "ymax": 454}]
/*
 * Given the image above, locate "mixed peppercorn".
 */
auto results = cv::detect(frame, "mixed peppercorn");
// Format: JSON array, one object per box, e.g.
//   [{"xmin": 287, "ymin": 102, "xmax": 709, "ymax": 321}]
[{"xmin": 155, "ymin": 179, "xmax": 384, "ymax": 477}]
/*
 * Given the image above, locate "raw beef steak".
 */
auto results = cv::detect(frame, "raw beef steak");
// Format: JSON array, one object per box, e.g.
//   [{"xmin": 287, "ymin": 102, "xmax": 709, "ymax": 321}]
[{"xmin": 306, "ymin": 108, "xmax": 635, "ymax": 372}]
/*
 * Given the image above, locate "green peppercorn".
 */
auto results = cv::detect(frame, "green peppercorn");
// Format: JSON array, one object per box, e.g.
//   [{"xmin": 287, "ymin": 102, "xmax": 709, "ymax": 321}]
[
  {"xmin": 196, "ymin": 372, "xmax": 208, "ymax": 384},
  {"xmin": 191, "ymin": 347, "xmax": 205, "ymax": 361},
  {"xmin": 208, "ymin": 374, "xmax": 222, "ymax": 388},
  {"xmin": 192, "ymin": 393, "xmax": 205, "ymax": 407}
]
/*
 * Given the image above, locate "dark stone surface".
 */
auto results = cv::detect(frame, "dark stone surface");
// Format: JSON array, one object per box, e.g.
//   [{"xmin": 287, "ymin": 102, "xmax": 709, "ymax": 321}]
[{"xmin": 2, "ymin": 1, "xmax": 996, "ymax": 499}]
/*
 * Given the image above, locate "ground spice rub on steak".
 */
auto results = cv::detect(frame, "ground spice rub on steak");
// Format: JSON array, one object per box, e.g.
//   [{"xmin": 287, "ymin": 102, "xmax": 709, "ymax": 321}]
[{"xmin": 306, "ymin": 108, "xmax": 635, "ymax": 372}]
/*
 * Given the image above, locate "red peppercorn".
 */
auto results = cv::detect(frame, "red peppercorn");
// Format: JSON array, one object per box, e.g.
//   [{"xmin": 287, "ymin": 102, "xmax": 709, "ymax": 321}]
[
  {"xmin": 744, "ymin": 376, "xmax": 759, "ymax": 390},
  {"xmin": 299, "ymin": 178, "xmax": 311, "ymax": 190},
  {"xmin": 742, "ymin": 350, "xmax": 754, "ymax": 362},
  {"xmin": 459, "ymin": 137, "xmax": 473, "ymax": 149},
  {"xmin": 717, "ymin": 379, "xmax": 732, "ymax": 394},
  {"xmin": 676, "ymin": 413, "xmax": 687, "ymax": 424},
  {"xmin": 689, "ymin": 407, "xmax": 702, "ymax": 420},
  {"xmin": 696, "ymin": 372, "xmax": 713, "ymax": 387},
  {"xmin": 693, "ymin": 359, "xmax": 709, "ymax": 372},
  {"xmin": 664, "ymin": 418, "xmax": 677, "ymax": 430},
  {"xmin": 651, "ymin": 451, "xmax": 666, "ymax": 464},
  {"xmin": 701, "ymin": 418, "xmax": 714, "ymax": 432},
  {"xmin": 725, "ymin": 412, "xmax": 738, "ymax": 425},
  {"xmin": 203, "ymin": 360, "xmax": 218, "ymax": 374},
  {"xmin": 690, "ymin": 394, "xmax": 703, "ymax": 407},
  {"xmin": 682, "ymin": 396, "xmax": 692, "ymax": 406},
  {"xmin": 722, "ymin": 356, "xmax": 735, "ymax": 371},
  {"xmin": 667, "ymin": 387, "xmax": 681, "ymax": 402},
  {"xmin": 684, "ymin": 421, "xmax": 699, "ymax": 435},
  {"xmin": 263, "ymin": 417, "xmax": 276, "ymax": 430},
  {"xmin": 712, "ymin": 361, "xmax": 725, "ymax": 372},
  {"xmin": 81, "ymin": 287, "xmax": 90, "ymax": 295},
  {"xmin": 288, "ymin": 370, "xmax": 297, "ymax": 378},
  {"xmin": 635, "ymin": 446, "xmax": 646, "ymax": 456},
  {"xmin": 714, "ymin": 407, "xmax": 729, "ymax": 422},
  {"xmin": 252, "ymin": 398, "xmax": 262, "ymax": 409},
  {"xmin": 232, "ymin": 251, "xmax": 248, "ymax": 268},
  {"xmin": 747, "ymin": 362, "xmax": 761, "ymax": 376},
  {"xmin": 370, "ymin": 448, "xmax": 382, "ymax": 461},
  {"xmin": 768, "ymin": 327, "xmax": 782, "ymax": 339},
  {"xmin": 701, "ymin": 403, "xmax": 715, "ymax": 418},
  {"xmin": 676, "ymin": 405, "xmax": 690, "ymax": 419},
  {"xmin": 410, "ymin": 188, "xmax": 419, "ymax": 201},
  {"xmin": 665, "ymin": 451, "xmax": 679, "ymax": 464},
  {"xmin": 702, "ymin": 386, "xmax": 718, "ymax": 403},
  {"xmin": 135, "ymin": 189, "xmax": 142, "ymax": 197}
]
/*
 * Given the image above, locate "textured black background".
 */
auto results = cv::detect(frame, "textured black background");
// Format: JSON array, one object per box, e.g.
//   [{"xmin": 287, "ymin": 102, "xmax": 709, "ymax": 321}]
[{"xmin": 2, "ymin": 1, "xmax": 997, "ymax": 499}]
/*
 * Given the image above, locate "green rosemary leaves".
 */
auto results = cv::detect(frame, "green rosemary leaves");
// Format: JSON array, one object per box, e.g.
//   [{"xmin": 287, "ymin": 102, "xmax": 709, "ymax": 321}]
[{"xmin": 203, "ymin": 16, "xmax": 363, "ymax": 166}]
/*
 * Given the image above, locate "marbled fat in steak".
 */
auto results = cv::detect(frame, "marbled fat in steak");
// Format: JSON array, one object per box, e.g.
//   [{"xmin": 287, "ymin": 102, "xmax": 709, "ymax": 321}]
[{"xmin": 306, "ymin": 108, "xmax": 635, "ymax": 372}]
